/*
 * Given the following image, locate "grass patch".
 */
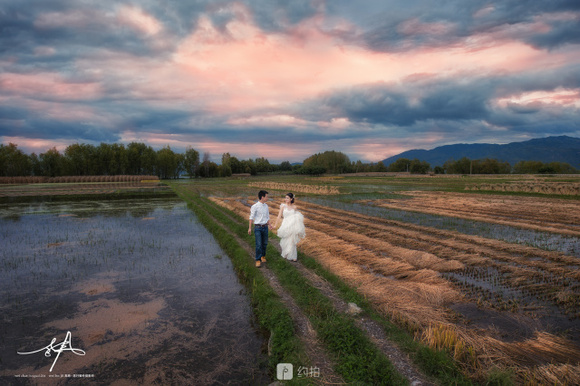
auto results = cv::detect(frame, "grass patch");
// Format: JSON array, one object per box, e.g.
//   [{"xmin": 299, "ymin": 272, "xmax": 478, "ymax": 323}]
[
  {"xmin": 201, "ymin": 189, "xmax": 472, "ymax": 384},
  {"xmin": 173, "ymin": 183, "xmax": 408, "ymax": 385},
  {"xmin": 296, "ymin": 250, "xmax": 472, "ymax": 385},
  {"xmin": 460, "ymin": 189, "xmax": 580, "ymax": 200}
]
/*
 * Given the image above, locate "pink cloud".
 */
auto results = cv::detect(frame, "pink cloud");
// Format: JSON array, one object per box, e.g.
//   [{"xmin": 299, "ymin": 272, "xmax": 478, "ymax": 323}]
[
  {"xmin": 495, "ymin": 88, "xmax": 580, "ymax": 108},
  {"xmin": 6, "ymin": 3, "xmax": 578, "ymax": 165},
  {"xmin": 48, "ymin": 3, "xmax": 574, "ymax": 133},
  {"xmin": 227, "ymin": 114, "xmax": 309, "ymax": 128},
  {"xmin": 473, "ymin": 6, "xmax": 495, "ymax": 19},
  {"xmin": 0, "ymin": 94, "xmax": 101, "ymax": 124},
  {"xmin": 349, "ymin": 133, "xmax": 448, "ymax": 162},
  {"xmin": 1, "ymin": 136, "xmax": 73, "ymax": 154},
  {"xmin": 0, "ymin": 73, "xmax": 102, "ymax": 101},
  {"xmin": 317, "ymin": 117, "xmax": 351, "ymax": 131},
  {"xmin": 170, "ymin": 4, "xmax": 572, "ymax": 117},
  {"xmin": 116, "ymin": 5, "xmax": 163, "ymax": 36},
  {"xmin": 121, "ymin": 130, "xmax": 335, "ymax": 162}
]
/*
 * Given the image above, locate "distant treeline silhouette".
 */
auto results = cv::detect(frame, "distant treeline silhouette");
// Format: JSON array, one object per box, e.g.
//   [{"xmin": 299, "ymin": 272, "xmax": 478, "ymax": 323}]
[
  {"xmin": 1, "ymin": 143, "xmax": 577, "ymax": 179},
  {"xmin": 0, "ymin": 142, "xmax": 288, "ymax": 179}
]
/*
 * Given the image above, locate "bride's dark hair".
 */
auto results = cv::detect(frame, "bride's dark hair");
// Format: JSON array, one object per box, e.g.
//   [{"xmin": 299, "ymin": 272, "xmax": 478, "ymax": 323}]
[{"xmin": 286, "ymin": 192, "xmax": 295, "ymax": 204}]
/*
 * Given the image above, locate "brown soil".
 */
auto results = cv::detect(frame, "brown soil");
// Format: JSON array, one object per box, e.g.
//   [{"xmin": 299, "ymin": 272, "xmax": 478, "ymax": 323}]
[
  {"xmin": 368, "ymin": 191, "xmax": 580, "ymax": 236},
  {"xmin": 466, "ymin": 182, "xmax": 580, "ymax": 195},
  {"xmin": 213, "ymin": 196, "xmax": 580, "ymax": 384}
]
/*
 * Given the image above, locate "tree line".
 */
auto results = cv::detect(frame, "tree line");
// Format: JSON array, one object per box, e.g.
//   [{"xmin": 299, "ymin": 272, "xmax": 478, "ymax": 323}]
[
  {"xmin": 0, "ymin": 142, "xmax": 299, "ymax": 179},
  {"xmin": 1, "ymin": 143, "xmax": 577, "ymax": 179},
  {"xmin": 300, "ymin": 152, "xmax": 577, "ymax": 174},
  {"xmin": 439, "ymin": 157, "xmax": 577, "ymax": 175}
]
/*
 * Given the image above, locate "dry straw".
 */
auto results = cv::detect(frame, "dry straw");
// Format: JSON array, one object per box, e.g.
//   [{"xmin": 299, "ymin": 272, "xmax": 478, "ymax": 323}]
[
  {"xmin": 210, "ymin": 196, "xmax": 580, "ymax": 384},
  {"xmin": 0, "ymin": 175, "xmax": 159, "ymax": 184},
  {"xmin": 374, "ymin": 191, "xmax": 580, "ymax": 237},
  {"xmin": 466, "ymin": 182, "xmax": 580, "ymax": 195},
  {"xmin": 248, "ymin": 181, "xmax": 340, "ymax": 195}
]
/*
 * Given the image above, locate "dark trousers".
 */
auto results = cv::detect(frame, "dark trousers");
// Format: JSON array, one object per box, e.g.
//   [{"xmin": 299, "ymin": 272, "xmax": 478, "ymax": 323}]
[{"xmin": 254, "ymin": 226, "xmax": 268, "ymax": 261}]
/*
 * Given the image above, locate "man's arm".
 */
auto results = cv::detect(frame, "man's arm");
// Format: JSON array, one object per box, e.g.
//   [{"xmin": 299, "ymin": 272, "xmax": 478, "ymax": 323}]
[{"xmin": 248, "ymin": 204, "xmax": 255, "ymax": 235}]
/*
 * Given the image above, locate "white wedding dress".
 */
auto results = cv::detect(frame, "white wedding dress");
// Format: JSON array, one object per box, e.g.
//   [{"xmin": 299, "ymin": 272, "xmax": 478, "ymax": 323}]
[{"xmin": 277, "ymin": 205, "xmax": 306, "ymax": 261}]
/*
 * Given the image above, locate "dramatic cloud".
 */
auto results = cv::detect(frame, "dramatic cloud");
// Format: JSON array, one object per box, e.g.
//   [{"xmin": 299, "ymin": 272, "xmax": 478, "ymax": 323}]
[{"xmin": 0, "ymin": 0, "xmax": 579, "ymax": 163}]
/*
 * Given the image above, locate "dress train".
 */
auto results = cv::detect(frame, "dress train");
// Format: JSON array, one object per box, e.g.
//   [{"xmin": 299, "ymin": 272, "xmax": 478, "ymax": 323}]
[{"xmin": 277, "ymin": 207, "xmax": 306, "ymax": 261}]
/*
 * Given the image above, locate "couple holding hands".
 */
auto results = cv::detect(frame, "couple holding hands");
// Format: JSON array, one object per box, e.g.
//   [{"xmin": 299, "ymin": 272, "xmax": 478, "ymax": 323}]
[{"xmin": 248, "ymin": 190, "xmax": 306, "ymax": 267}]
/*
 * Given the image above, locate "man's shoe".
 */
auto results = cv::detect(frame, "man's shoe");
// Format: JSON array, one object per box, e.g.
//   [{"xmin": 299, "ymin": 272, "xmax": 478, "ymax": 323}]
[
  {"xmin": 260, "ymin": 256, "xmax": 267, "ymax": 263},
  {"xmin": 255, "ymin": 260, "xmax": 261, "ymax": 268}
]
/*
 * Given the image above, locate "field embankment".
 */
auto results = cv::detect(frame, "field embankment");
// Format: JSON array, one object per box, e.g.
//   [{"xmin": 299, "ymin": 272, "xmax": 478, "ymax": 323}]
[
  {"xmin": 0, "ymin": 175, "xmax": 158, "ymax": 184},
  {"xmin": 0, "ymin": 176, "xmax": 167, "ymax": 198},
  {"xmin": 210, "ymin": 178, "xmax": 580, "ymax": 384},
  {"xmin": 466, "ymin": 182, "xmax": 580, "ymax": 195},
  {"xmin": 169, "ymin": 182, "xmax": 424, "ymax": 385}
]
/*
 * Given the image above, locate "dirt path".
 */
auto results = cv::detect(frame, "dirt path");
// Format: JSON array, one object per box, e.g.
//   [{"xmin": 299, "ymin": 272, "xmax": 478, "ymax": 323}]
[
  {"xmin": 201, "ymin": 205, "xmax": 345, "ymax": 385},
  {"xmin": 210, "ymin": 197, "xmax": 433, "ymax": 385},
  {"xmin": 288, "ymin": 249, "xmax": 433, "ymax": 386}
]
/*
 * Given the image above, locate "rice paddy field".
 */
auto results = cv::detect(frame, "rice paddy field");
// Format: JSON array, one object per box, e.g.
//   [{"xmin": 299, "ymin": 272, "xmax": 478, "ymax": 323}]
[
  {"xmin": 183, "ymin": 173, "xmax": 580, "ymax": 384},
  {"xmin": 1, "ymin": 173, "xmax": 579, "ymax": 385},
  {"xmin": 0, "ymin": 187, "xmax": 269, "ymax": 384}
]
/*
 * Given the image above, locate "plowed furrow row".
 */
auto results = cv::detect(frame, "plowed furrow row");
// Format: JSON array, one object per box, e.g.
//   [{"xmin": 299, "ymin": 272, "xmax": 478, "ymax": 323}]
[
  {"xmin": 209, "ymin": 196, "xmax": 580, "ymax": 384},
  {"xmin": 300, "ymin": 204, "xmax": 580, "ymax": 296},
  {"xmin": 302, "ymin": 202, "xmax": 580, "ymax": 272},
  {"xmin": 375, "ymin": 202, "xmax": 580, "ymax": 237},
  {"xmin": 221, "ymin": 198, "xmax": 579, "ymax": 285},
  {"xmin": 390, "ymin": 192, "xmax": 580, "ymax": 226},
  {"xmin": 217, "ymin": 198, "xmax": 578, "ymax": 314}
]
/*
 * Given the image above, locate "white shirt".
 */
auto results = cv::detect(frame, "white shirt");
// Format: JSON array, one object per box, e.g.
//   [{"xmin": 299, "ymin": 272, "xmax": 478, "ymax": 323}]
[{"xmin": 249, "ymin": 201, "xmax": 270, "ymax": 225}]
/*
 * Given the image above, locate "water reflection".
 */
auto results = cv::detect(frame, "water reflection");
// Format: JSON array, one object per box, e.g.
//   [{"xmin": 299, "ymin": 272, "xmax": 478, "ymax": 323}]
[{"xmin": 0, "ymin": 198, "xmax": 268, "ymax": 384}]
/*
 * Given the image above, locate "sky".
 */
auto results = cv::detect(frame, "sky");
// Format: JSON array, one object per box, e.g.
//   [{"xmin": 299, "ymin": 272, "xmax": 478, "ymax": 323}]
[{"xmin": 1, "ymin": 0, "xmax": 579, "ymax": 163}]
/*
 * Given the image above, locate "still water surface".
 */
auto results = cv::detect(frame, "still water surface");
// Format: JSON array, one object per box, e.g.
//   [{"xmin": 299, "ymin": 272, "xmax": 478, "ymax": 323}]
[{"xmin": 0, "ymin": 198, "xmax": 267, "ymax": 384}]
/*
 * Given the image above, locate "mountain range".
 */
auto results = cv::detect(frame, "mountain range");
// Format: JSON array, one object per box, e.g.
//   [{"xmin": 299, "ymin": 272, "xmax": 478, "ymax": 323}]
[{"xmin": 381, "ymin": 136, "xmax": 580, "ymax": 168}]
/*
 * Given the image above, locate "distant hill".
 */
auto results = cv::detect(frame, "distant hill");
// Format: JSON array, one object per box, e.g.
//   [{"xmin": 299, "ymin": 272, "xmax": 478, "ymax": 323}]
[{"xmin": 381, "ymin": 136, "xmax": 580, "ymax": 168}]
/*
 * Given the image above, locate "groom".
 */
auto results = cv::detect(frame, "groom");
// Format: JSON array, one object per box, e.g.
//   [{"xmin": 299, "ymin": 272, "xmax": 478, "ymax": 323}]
[{"xmin": 248, "ymin": 190, "xmax": 271, "ymax": 268}]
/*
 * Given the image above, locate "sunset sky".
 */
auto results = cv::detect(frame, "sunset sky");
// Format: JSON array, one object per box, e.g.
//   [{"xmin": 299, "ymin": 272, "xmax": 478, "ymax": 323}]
[{"xmin": 1, "ymin": 0, "xmax": 579, "ymax": 163}]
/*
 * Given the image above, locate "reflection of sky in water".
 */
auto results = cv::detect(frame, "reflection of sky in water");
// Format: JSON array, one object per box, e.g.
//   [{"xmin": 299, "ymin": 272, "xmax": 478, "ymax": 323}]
[
  {"xmin": 0, "ymin": 199, "xmax": 267, "ymax": 384},
  {"xmin": 305, "ymin": 198, "xmax": 580, "ymax": 258}
]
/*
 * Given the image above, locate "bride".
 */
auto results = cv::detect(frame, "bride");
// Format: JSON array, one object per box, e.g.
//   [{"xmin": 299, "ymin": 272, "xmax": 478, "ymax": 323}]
[{"xmin": 273, "ymin": 193, "xmax": 306, "ymax": 261}]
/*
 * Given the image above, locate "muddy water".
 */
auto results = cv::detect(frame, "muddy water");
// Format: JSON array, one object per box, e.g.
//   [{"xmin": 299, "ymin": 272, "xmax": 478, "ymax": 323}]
[{"xmin": 0, "ymin": 198, "xmax": 268, "ymax": 385}]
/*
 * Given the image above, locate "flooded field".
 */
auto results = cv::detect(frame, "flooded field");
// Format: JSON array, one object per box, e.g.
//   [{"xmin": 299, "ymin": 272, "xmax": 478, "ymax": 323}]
[
  {"xmin": 2, "ymin": 175, "xmax": 579, "ymax": 384},
  {"xmin": 0, "ymin": 198, "xmax": 267, "ymax": 384}
]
